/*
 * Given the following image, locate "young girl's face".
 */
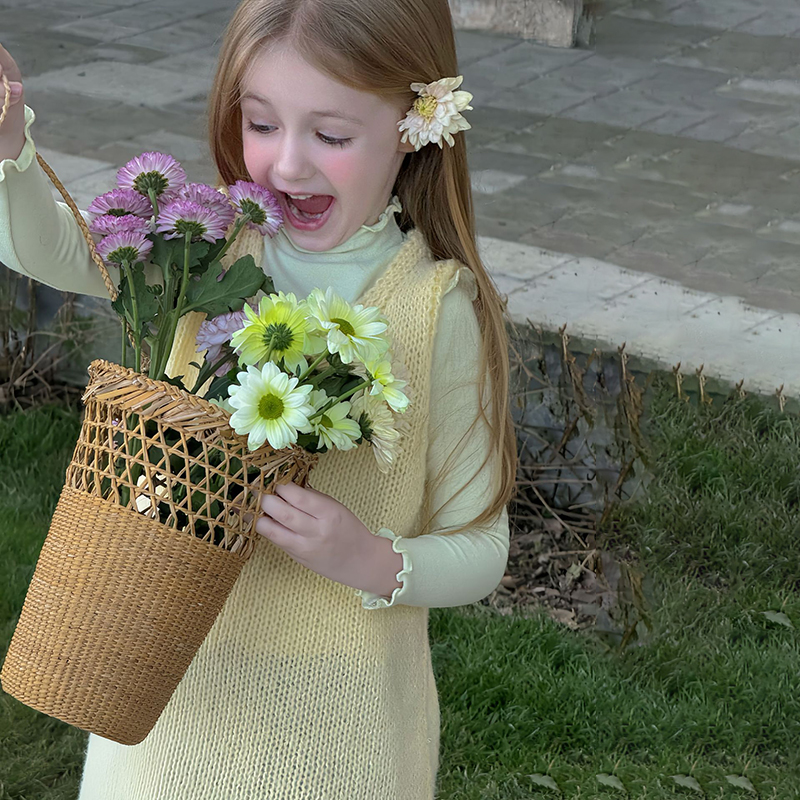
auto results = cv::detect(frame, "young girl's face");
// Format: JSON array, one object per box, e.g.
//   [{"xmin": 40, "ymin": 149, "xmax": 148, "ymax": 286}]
[{"xmin": 240, "ymin": 43, "xmax": 414, "ymax": 251}]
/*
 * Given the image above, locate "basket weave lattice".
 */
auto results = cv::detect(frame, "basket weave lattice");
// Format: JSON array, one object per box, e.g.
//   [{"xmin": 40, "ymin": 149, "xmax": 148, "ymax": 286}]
[
  {"xmin": 0, "ymin": 72, "xmax": 321, "ymax": 741},
  {"xmin": 1, "ymin": 360, "xmax": 318, "ymax": 744}
]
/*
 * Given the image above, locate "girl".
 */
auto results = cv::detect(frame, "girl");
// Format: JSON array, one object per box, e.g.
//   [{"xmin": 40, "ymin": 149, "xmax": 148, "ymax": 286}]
[{"xmin": 0, "ymin": 0, "xmax": 517, "ymax": 796}]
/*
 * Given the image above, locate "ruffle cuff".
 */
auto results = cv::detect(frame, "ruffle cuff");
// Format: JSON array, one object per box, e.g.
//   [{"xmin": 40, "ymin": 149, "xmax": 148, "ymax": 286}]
[
  {"xmin": 0, "ymin": 105, "xmax": 37, "ymax": 179},
  {"xmin": 354, "ymin": 527, "xmax": 412, "ymax": 610}
]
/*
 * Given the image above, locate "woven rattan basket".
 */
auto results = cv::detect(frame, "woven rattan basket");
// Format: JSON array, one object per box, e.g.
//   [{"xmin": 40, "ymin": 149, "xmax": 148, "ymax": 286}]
[{"xmin": 0, "ymin": 76, "xmax": 317, "ymax": 745}]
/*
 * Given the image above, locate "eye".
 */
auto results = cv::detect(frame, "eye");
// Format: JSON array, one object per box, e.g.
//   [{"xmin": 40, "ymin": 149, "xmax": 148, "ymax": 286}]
[
  {"xmin": 317, "ymin": 133, "xmax": 351, "ymax": 148},
  {"xmin": 246, "ymin": 122, "xmax": 351, "ymax": 148}
]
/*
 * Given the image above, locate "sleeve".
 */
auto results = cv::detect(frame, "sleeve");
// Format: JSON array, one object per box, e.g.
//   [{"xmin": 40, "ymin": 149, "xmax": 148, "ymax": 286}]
[
  {"xmin": 0, "ymin": 104, "xmax": 129, "ymax": 298},
  {"xmin": 356, "ymin": 265, "xmax": 510, "ymax": 610}
]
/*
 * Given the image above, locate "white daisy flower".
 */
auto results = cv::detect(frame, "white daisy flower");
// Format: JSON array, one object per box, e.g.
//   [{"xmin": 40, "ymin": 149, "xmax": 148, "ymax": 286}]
[
  {"xmin": 227, "ymin": 362, "xmax": 314, "ymax": 451},
  {"xmin": 397, "ymin": 75, "xmax": 473, "ymax": 151},
  {"xmin": 306, "ymin": 287, "xmax": 390, "ymax": 365},
  {"xmin": 357, "ymin": 358, "xmax": 410, "ymax": 413},
  {"xmin": 302, "ymin": 389, "xmax": 362, "ymax": 452},
  {"xmin": 350, "ymin": 392, "xmax": 401, "ymax": 473}
]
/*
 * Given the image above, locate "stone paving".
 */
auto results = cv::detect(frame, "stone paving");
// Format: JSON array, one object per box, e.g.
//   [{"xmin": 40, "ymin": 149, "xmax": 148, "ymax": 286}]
[
  {"xmin": 461, "ymin": 0, "xmax": 800, "ymax": 315},
  {"xmin": 3, "ymin": 0, "xmax": 800, "ymax": 391}
]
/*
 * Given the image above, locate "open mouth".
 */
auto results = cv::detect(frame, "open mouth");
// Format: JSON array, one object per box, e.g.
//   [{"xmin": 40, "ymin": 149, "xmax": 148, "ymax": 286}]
[{"xmin": 280, "ymin": 193, "xmax": 335, "ymax": 230}]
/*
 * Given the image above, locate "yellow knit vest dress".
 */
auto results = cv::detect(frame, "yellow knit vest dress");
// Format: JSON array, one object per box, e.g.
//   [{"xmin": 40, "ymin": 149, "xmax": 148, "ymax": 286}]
[{"xmin": 77, "ymin": 226, "xmax": 461, "ymax": 800}]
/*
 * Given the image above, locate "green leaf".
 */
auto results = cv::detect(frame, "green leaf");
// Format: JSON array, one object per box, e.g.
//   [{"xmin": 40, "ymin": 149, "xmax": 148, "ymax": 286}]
[
  {"xmin": 160, "ymin": 374, "xmax": 188, "ymax": 391},
  {"xmin": 724, "ymin": 775, "xmax": 757, "ymax": 793},
  {"xmin": 187, "ymin": 240, "xmax": 213, "ymax": 274},
  {"xmin": 183, "ymin": 255, "xmax": 269, "ymax": 317},
  {"xmin": 761, "ymin": 610, "xmax": 794, "ymax": 628},
  {"xmin": 203, "ymin": 370, "xmax": 239, "ymax": 403},
  {"xmin": 596, "ymin": 774, "xmax": 627, "ymax": 793},
  {"xmin": 671, "ymin": 775, "xmax": 704, "ymax": 794},
  {"xmin": 200, "ymin": 237, "xmax": 228, "ymax": 268},
  {"xmin": 149, "ymin": 236, "xmax": 183, "ymax": 276},
  {"xmin": 111, "ymin": 262, "xmax": 159, "ymax": 338},
  {"xmin": 527, "ymin": 774, "xmax": 561, "ymax": 795}
]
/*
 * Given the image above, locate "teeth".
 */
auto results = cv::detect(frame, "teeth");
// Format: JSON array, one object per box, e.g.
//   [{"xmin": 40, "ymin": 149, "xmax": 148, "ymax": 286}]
[{"xmin": 287, "ymin": 193, "xmax": 314, "ymax": 200}]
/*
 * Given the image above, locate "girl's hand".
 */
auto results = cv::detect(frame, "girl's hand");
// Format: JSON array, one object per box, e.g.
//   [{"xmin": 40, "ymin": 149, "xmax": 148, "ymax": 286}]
[
  {"xmin": 257, "ymin": 482, "xmax": 400, "ymax": 596},
  {"xmin": 0, "ymin": 44, "xmax": 27, "ymax": 161}
]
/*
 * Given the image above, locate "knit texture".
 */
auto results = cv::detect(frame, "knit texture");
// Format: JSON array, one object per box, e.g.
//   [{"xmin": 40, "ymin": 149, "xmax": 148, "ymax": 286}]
[{"xmin": 77, "ymin": 226, "xmax": 460, "ymax": 800}]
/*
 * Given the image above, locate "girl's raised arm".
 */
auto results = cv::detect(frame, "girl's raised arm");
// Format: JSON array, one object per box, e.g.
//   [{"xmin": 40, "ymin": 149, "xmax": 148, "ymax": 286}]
[{"xmin": 0, "ymin": 47, "xmax": 148, "ymax": 299}]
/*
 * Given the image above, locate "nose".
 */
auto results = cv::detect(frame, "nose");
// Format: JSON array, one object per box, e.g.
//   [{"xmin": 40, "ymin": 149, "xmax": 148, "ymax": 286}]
[{"xmin": 272, "ymin": 132, "xmax": 314, "ymax": 185}]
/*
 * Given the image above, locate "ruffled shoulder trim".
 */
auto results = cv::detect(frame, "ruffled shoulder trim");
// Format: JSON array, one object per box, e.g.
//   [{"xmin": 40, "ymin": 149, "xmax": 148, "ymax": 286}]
[
  {"xmin": 354, "ymin": 527, "xmax": 413, "ymax": 610},
  {"xmin": 443, "ymin": 263, "xmax": 478, "ymax": 301},
  {"xmin": 0, "ymin": 104, "xmax": 37, "ymax": 179}
]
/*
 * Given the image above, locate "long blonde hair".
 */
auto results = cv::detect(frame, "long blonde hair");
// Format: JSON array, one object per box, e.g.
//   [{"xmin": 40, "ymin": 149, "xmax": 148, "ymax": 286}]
[{"xmin": 208, "ymin": 0, "xmax": 517, "ymax": 535}]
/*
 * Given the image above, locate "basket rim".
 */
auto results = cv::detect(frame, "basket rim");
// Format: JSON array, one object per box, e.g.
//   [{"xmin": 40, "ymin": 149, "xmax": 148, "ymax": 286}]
[
  {"xmin": 83, "ymin": 359, "xmax": 317, "ymax": 467},
  {"xmin": 87, "ymin": 358, "xmax": 232, "ymax": 421}
]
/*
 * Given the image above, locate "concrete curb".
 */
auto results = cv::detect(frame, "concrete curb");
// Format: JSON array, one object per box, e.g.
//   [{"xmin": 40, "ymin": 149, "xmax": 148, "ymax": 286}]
[
  {"xmin": 478, "ymin": 235, "xmax": 800, "ymax": 399},
  {"xmin": 450, "ymin": 0, "xmax": 583, "ymax": 46}
]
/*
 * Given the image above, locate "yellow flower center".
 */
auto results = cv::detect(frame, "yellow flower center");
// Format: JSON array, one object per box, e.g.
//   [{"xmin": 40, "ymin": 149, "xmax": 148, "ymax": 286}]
[
  {"xmin": 258, "ymin": 393, "xmax": 284, "ymax": 420},
  {"xmin": 413, "ymin": 95, "xmax": 438, "ymax": 122},
  {"xmin": 331, "ymin": 317, "xmax": 356, "ymax": 337}
]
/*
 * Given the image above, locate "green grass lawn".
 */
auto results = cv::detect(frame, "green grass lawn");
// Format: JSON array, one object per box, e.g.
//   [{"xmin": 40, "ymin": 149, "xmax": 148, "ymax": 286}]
[{"xmin": 2, "ymin": 383, "xmax": 799, "ymax": 799}]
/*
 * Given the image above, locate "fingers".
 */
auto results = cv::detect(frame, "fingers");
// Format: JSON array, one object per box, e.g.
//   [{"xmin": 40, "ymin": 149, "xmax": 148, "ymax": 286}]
[
  {"xmin": 0, "ymin": 79, "xmax": 24, "ymax": 106},
  {"xmin": 272, "ymin": 480, "xmax": 326, "ymax": 517},
  {"xmin": 260, "ymin": 489, "xmax": 315, "ymax": 532},
  {"xmin": 255, "ymin": 513, "xmax": 298, "ymax": 551},
  {"xmin": 0, "ymin": 63, "xmax": 24, "ymax": 108}
]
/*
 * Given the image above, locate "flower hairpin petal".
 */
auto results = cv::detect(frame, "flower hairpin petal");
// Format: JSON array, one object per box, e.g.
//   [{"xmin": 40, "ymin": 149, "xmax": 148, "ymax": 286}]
[{"xmin": 398, "ymin": 75, "xmax": 473, "ymax": 151}]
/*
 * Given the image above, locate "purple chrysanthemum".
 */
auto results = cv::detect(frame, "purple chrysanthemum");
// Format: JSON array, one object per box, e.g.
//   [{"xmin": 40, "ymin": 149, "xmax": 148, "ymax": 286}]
[
  {"xmin": 117, "ymin": 151, "xmax": 187, "ymax": 198},
  {"xmin": 96, "ymin": 230, "xmax": 153, "ymax": 265},
  {"xmin": 196, "ymin": 309, "xmax": 249, "ymax": 375},
  {"xmin": 87, "ymin": 188, "xmax": 152, "ymax": 219},
  {"xmin": 156, "ymin": 199, "xmax": 228, "ymax": 243},
  {"xmin": 89, "ymin": 213, "xmax": 151, "ymax": 237},
  {"xmin": 176, "ymin": 183, "xmax": 236, "ymax": 231},
  {"xmin": 227, "ymin": 180, "xmax": 283, "ymax": 237}
]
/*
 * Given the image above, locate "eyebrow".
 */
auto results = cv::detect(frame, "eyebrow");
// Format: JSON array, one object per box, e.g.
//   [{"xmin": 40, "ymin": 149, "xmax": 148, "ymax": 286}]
[{"xmin": 240, "ymin": 92, "xmax": 365, "ymax": 126}]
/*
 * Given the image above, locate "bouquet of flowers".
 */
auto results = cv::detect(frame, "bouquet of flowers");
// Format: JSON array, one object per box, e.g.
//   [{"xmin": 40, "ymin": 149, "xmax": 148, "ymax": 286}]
[{"xmin": 0, "ymin": 151, "xmax": 409, "ymax": 746}]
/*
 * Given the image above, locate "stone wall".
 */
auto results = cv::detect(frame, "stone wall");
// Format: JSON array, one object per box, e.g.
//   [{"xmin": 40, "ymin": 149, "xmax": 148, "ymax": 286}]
[{"xmin": 450, "ymin": 0, "xmax": 584, "ymax": 47}]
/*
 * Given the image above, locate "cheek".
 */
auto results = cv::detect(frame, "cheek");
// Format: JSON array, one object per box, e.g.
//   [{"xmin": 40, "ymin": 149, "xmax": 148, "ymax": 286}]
[
  {"xmin": 324, "ymin": 151, "xmax": 373, "ymax": 194},
  {"xmin": 242, "ymin": 134, "xmax": 268, "ymax": 179}
]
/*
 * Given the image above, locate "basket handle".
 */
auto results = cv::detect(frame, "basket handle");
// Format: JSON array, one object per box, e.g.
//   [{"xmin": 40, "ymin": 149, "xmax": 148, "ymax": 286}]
[{"xmin": 1, "ymin": 73, "xmax": 118, "ymax": 302}]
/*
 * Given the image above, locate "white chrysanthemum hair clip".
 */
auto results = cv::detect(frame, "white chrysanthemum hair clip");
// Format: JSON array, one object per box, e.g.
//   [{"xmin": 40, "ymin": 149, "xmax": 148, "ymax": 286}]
[{"xmin": 397, "ymin": 75, "xmax": 473, "ymax": 151}]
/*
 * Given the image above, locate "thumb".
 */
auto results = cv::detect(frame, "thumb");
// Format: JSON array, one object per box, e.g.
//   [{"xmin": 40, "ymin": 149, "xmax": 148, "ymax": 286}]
[{"xmin": 2, "ymin": 80, "xmax": 23, "ymax": 104}]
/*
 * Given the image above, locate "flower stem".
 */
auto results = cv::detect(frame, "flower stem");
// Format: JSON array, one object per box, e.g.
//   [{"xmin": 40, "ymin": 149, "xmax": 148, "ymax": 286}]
[
  {"xmin": 122, "ymin": 260, "xmax": 142, "ymax": 373},
  {"xmin": 190, "ymin": 349, "xmax": 237, "ymax": 394},
  {"xmin": 120, "ymin": 318, "xmax": 128, "ymax": 369},
  {"xmin": 148, "ymin": 188, "xmax": 160, "ymax": 220},
  {"xmin": 308, "ymin": 378, "xmax": 370, "ymax": 421},
  {"xmin": 176, "ymin": 232, "xmax": 192, "ymax": 320},
  {"xmin": 296, "ymin": 351, "xmax": 328, "ymax": 383},
  {"xmin": 213, "ymin": 216, "xmax": 249, "ymax": 265},
  {"xmin": 308, "ymin": 366, "xmax": 336, "ymax": 386},
  {"xmin": 151, "ymin": 233, "xmax": 192, "ymax": 380}
]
